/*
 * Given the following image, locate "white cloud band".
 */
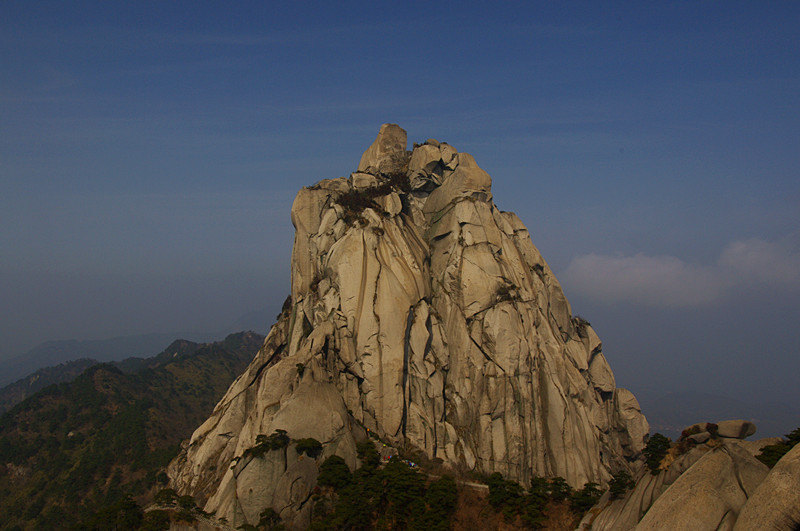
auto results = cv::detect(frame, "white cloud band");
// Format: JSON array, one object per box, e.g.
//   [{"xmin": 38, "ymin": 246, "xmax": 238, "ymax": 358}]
[{"xmin": 563, "ymin": 236, "xmax": 800, "ymax": 307}]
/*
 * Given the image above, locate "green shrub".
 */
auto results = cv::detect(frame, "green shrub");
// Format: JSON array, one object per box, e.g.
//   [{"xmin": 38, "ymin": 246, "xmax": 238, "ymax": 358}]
[
  {"xmin": 175, "ymin": 508, "xmax": 196, "ymax": 524},
  {"xmin": 243, "ymin": 430, "xmax": 290, "ymax": 459},
  {"xmin": 382, "ymin": 458, "xmax": 426, "ymax": 527},
  {"xmin": 486, "ymin": 472, "xmax": 573, "ymax": 526},
  {"xmin": 153, "ymin": 488, "xmax": 178, "ymax": 505},
  {"xmin": 569, "ymin": 482, "xmax": 602, "ymax": 515},
  {"xmin": 527, "ymin": 476, "xmax": 549, "ymax": 498},
  {"xmin": 548, "ymin": 476, "xmax": 572, "ymax": 502},
  {"xmin": 356, "ymin": 440, "xmax": 380, "ymax": 470},
  {"xmin": 177, "ymin": 494, "xmax": 195, "ymax": 510},
  {"xmin": 487, "ymin": 472, "xmax": 520, "ymax": 508},
  {"xmin": 609, "ymin": 470, "xmax": 635, "ymax": 499},
  {"xmin": 680, "ymin": 424, "xmax": 702, "ymax": 439},
  {"xmin": 294, "ymin": 437, "xmax": 322, "ymax": 458},
  {"xmin": 313, "ymin": 445, "xmax": 456, "ymax": 530},
  {"xmin": 318, "ymin": 455, "xmax": 352, "ymax": 490},
  {"xmin": 643, "ymin": 433, "xmax": 671, "ymax": 474},
  {"xmin": 487, "ymin": 472, "xmax": 530, "ymax": 523},
  {"xmin": 424, "ymin": 475, "xmax": 458, "ymax": 527},
  {"xmin": 757, "ymin": 427, "xmax": 800, "ymax": 468},
  {"xmin": 86, "ymin": 496, "xmax": 144, "ymax": 529},
  {"xmin": 521, "ymin": 477, "xmax": 549, "ymax": 527}
]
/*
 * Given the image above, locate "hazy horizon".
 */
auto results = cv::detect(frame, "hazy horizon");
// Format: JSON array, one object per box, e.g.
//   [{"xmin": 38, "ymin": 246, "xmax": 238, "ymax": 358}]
[{"xmin": 2, "ymin": 3, "xmax": 798, "ymax": 409}]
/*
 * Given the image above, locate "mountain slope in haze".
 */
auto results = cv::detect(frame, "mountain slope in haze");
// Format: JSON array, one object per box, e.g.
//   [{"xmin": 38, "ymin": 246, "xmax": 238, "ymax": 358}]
[
  {"xmin": 0, "ymin": 333, "xmax": 177, "ymax": 387},
  {"xmin": 0, "ymin": 358, "xmax": 100, "ymax": 415},
  {"xmin": 1, "ymin": 307, "xmax": 275, "ymax": 390},
  {"xmin": 113, "ymin": 339, "xmax": 202, "ymax": 374},
  {"xmin": 0, "ymin": 331, "xmax": 264, "ymax": 530},
  {"xmin": 0, "ymin": 340, "xmax": 205, "ymax": 415}
]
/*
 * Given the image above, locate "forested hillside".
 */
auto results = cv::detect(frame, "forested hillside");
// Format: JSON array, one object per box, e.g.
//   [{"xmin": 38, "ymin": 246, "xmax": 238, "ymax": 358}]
[{"xmin": 0, "ymin": 331, "xmax": 263, "ymax": 529}]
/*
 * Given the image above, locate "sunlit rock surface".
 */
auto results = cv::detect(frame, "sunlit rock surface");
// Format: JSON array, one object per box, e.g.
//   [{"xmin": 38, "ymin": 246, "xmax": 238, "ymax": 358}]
[
  {"xmin": 168, "ymin": 124, "xmax": 649, "ymax": 528},
  {"xmin": 635, "ymin": 442, "xmax": 767, "ymax": 530},
  {"xmin": 580, "ymin": 428, "xmax": 785, "ymax": 530},
  {"xmin": 734, "ymin": 443, "xmax": 800, "ymax": 530}
]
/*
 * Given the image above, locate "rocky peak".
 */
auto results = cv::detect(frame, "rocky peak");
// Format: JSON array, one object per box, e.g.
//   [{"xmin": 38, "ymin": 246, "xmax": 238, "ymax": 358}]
[
  {"xmin": 168, "ymin": 124, "xmax": 649, "ymax": 528},
  {"xmin": 357, "ymin": 123, "xmax": 409, "ymax": 174}
]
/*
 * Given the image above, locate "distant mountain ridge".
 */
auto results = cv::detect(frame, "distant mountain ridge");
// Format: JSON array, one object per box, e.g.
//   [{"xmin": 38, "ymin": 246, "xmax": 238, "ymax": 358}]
[
  {"xmin": 113, "ymin": 339, "xmax": 202, "ymax": 374},
  {"xmin": 0, "ymin": 330, "xmax": 265, "ymax": 529},
  {"xmin": 0, "ymin": 333, "xmax": 177, "ymax": 388},
  {"xmin": 0, "ymin": 358, "xmax": 100, "ymax": 415},
  {"xmin": 0, "ymin": 339, "xmax": 212, "ymax": 414},
  {"xmin": 0, "ymin": 308, "xmax": 275, "ymax": 389}
]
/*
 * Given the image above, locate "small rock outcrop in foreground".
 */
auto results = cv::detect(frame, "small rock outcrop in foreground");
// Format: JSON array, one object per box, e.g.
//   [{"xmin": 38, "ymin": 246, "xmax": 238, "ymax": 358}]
[{"xmin": 581, "ymin": 419, "xmax": 797, "ymax": 530}]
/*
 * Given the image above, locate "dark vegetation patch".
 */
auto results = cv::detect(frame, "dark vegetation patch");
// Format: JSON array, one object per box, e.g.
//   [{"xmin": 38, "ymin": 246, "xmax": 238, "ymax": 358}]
[
  {"xmin": 643, "ymin": 433, "xmax": 672, "ymax": 474},
  {"xmin": 495, "ymin": 282, "xmax": 521, "ymax": 304},
  {"xmin": 569, "ymin": 482, "xmax": 603, "ymax": 516},
  {"xmin": 485, "ymin": 472, "xmax": 602, "ymax": 527},
  {"xmin": 281, "ymin": 294, "xmax": 292, "ymax": 312},
  {"xmin": 757, "ymin": 427, "xmax": 800, "ymax": 468},
  {"xmin": 680, "ymin": 424, "xmax": 703, "ymax": 439},
  {"xmin": 310, "ymin": 440, "xmax": 457, "ymax": 530},
  {"xmin": 608, "ymin": 470, "xmax": 635, "ymax": 500},
  {"xmin": 295, "ymin": 437, "xmax": 323, "ymax": 458},
  {"xmin": 0, "ymin": 332, "xmax": 264, "ymax": 529},
  {"xmin": 240, "ymin": 430, "xmax": 291, "ymax": 460},
  {"xmin": 674, "ymin": 423, "xmax": 720, "ymax": 456},
  {"xmin": 308, "ymin": 272, "xmax": 323, "ymax": 293},
  {"xmin": 335, "ymin": 171, "xmax": 411, "ymax": 225}
]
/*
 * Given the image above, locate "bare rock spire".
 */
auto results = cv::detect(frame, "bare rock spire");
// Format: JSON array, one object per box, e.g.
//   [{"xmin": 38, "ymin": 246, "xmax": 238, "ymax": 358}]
[
  {"xmin": 357, "ymin": 123, "xmax": 408, "ymax": 174},
  {"xmin": 168, "ymin": 125, "xmax": 649, "ymax": 529}
]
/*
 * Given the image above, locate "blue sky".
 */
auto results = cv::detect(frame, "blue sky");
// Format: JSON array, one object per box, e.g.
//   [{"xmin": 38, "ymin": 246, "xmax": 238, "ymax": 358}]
[{"xmin": 2, "ymin": 2, "xmax": 799, "ymax": 408}]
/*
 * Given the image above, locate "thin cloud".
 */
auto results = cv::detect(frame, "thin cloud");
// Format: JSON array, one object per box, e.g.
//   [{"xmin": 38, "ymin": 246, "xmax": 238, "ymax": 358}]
[
  {"xmin": 563, "ymin": 253, "xmax": 724, "ymax": 306},
  {"xmin": 718, "ymin": 237, "xmax": 800, "ymax": 286},
  {"xmin": 564, "ymin": 236, "xmax": 800, "ymax": 307}
]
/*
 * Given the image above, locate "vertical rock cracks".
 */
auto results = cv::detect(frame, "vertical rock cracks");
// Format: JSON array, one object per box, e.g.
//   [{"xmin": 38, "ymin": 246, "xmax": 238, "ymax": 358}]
[
  {"xmin": 400, "ymin": 304, "xmax": 414, "ymax": 439},
  {"xmin": 167, "ymin": 124, "xmax": 650, "ymax": 528}
]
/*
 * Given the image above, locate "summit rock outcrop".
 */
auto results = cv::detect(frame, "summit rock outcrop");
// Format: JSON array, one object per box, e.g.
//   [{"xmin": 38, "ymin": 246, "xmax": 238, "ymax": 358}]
[{"xmin": 168, "ymin": 124, "xmax": 649, "ymax": 528}]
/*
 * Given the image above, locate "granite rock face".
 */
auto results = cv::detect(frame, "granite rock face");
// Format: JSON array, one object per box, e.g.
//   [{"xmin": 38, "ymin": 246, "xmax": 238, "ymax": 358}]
[
  {"xmin": 635, "ymin": 443, "xmax": 768, "ymax": 530},
  {"xmin": 716, "ymin": 419, "xmax": 757, "ymax": 439},
  {"xmin": 168, "ymin": 124, "xmax": 649, "ymax": 528},
  {"xmin": 580, "ymin": 432, "xmax": 784, "ymax": 530},
  {"xmin": 580, "ymin": 445, "xmax": 711, "ymax": 530},
  {"xmin": 734, "ymin": 443, "xmax": 800, "ymax": 530}
]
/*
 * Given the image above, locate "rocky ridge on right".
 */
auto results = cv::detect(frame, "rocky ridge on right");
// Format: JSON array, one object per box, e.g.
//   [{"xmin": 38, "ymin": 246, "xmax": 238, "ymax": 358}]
[{"xmin": 580, "ymin": 419, "xmax": 800, "ymax": 530}]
